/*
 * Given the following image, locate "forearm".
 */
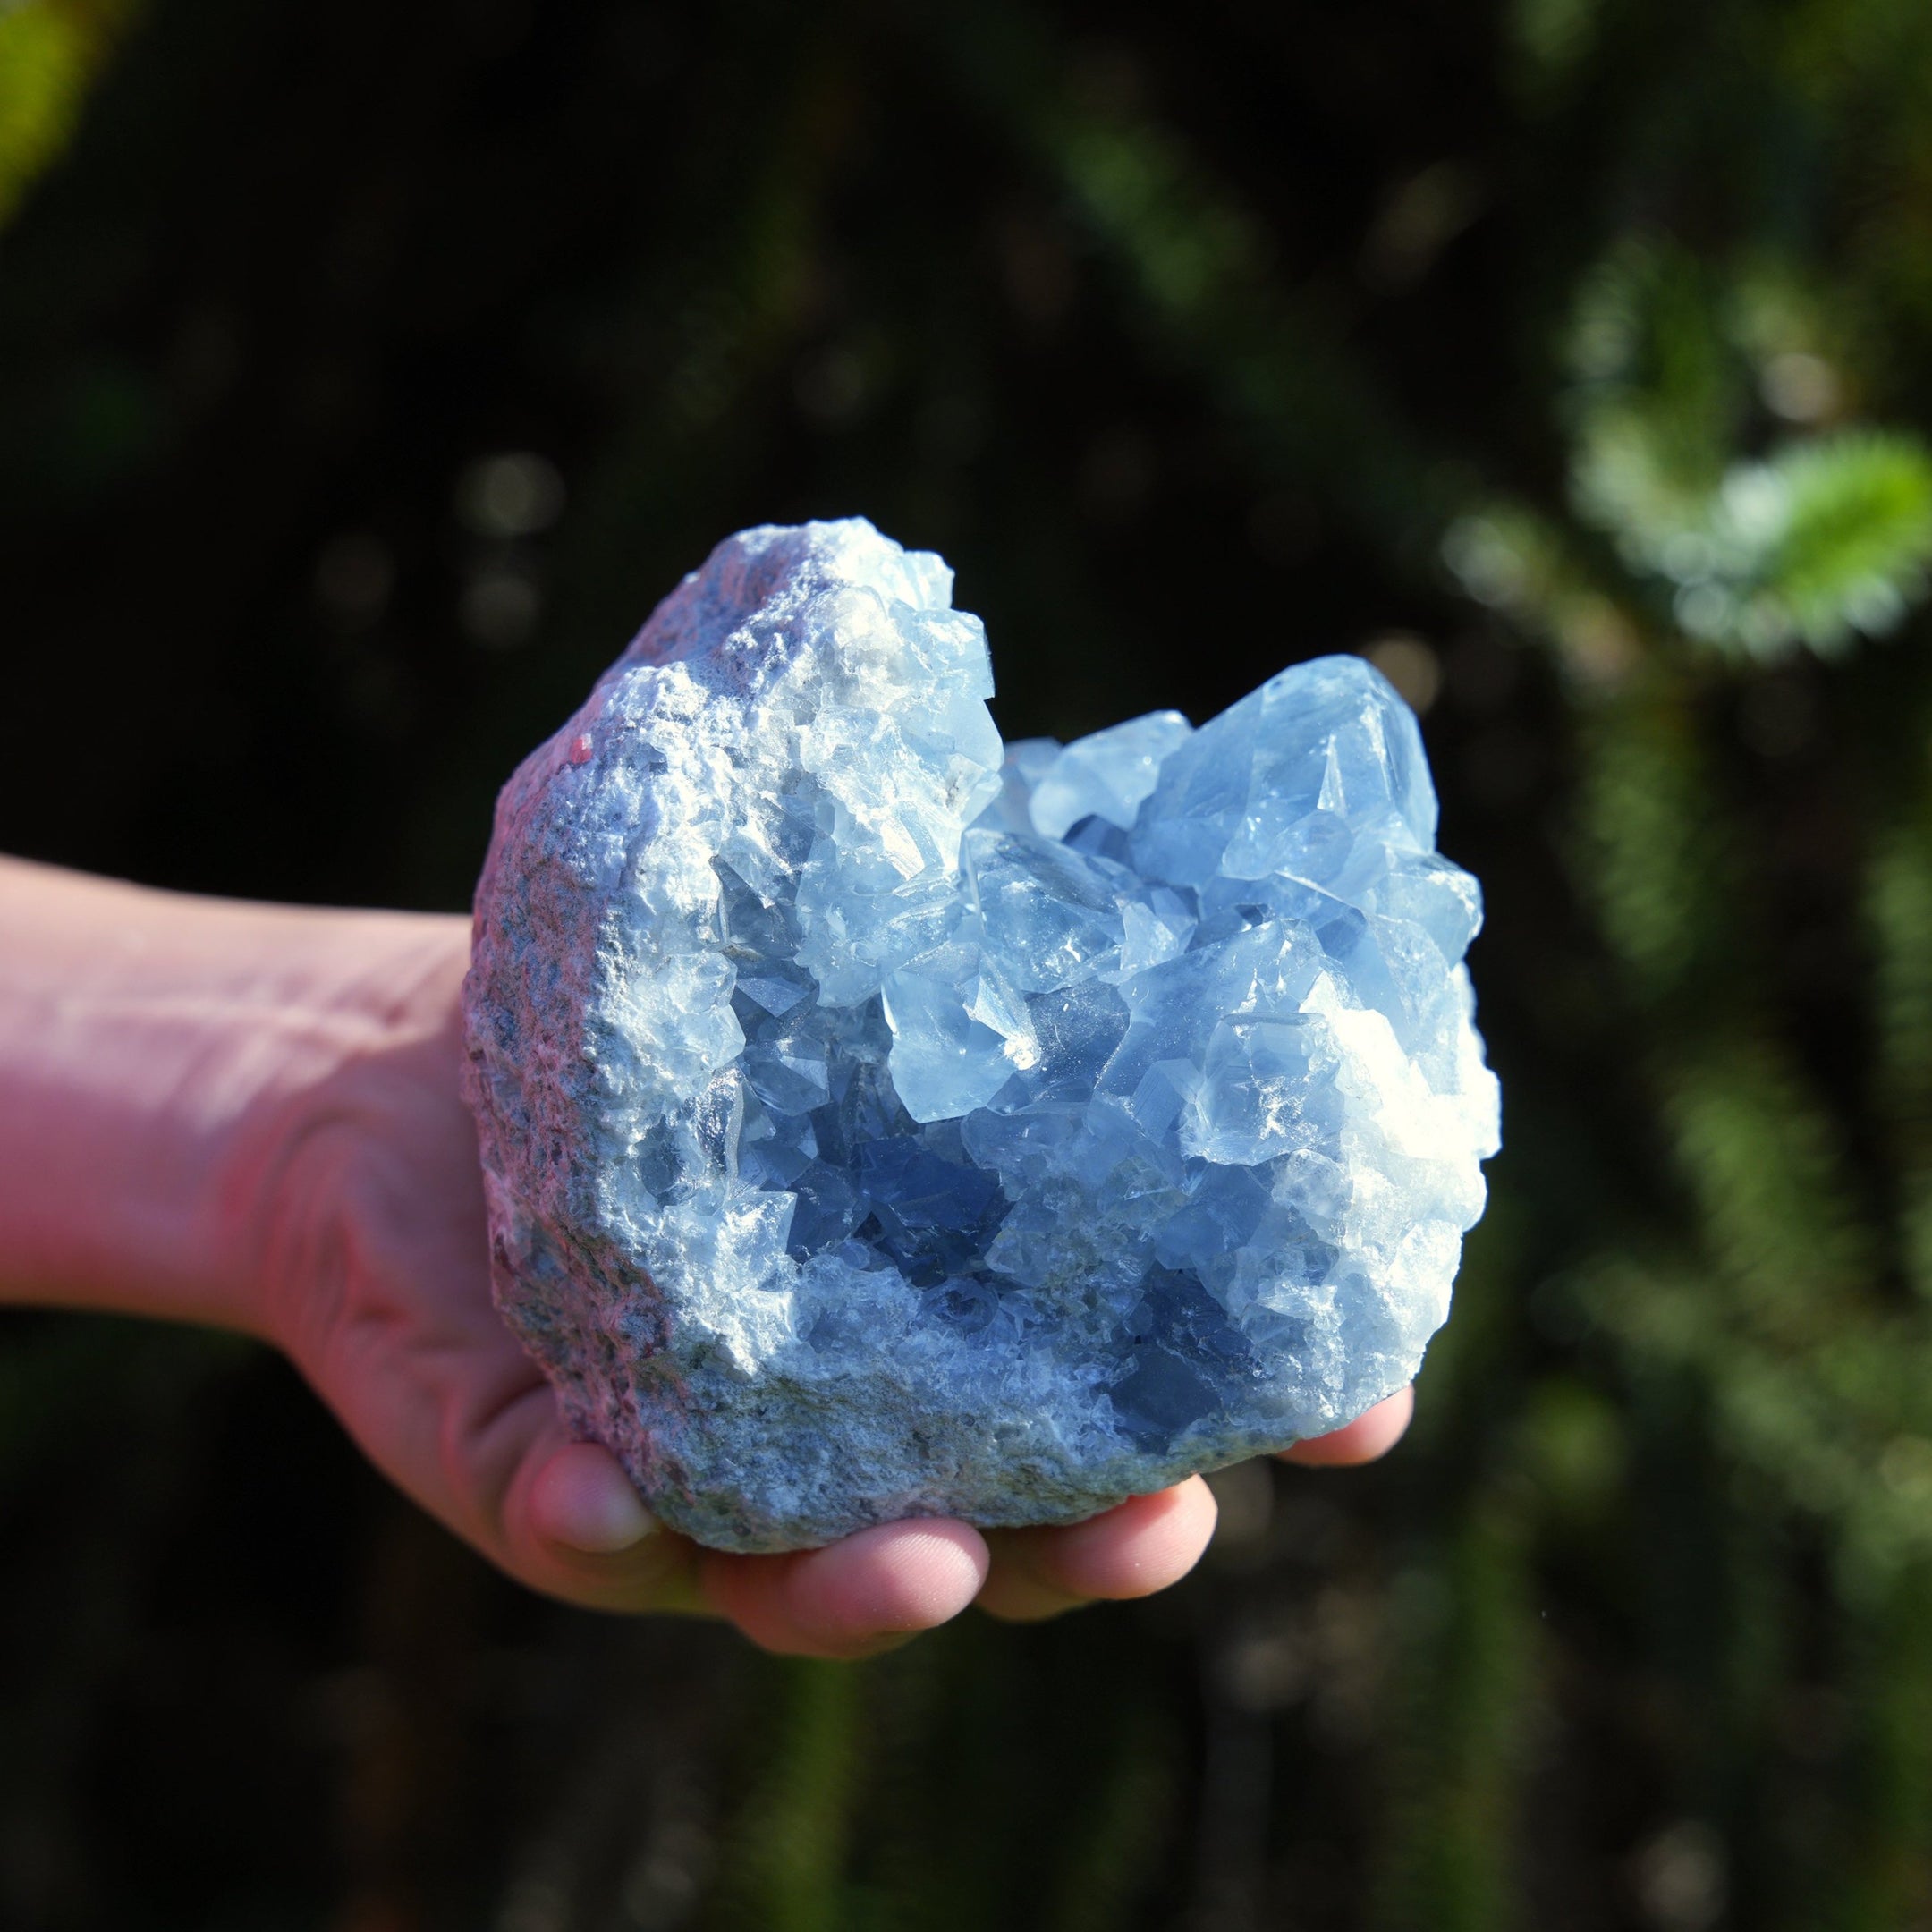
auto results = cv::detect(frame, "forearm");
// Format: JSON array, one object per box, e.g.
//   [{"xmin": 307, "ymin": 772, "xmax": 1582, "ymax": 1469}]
[{"xmin": 0, "ymin": 857, "xmax": 469, "ymax": 1336}]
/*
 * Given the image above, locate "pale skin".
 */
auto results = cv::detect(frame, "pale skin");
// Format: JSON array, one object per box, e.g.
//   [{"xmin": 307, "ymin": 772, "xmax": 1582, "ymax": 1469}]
[{"xmin": 0, "ymin": 856, "xmax": 1411, "ymax": 1659}]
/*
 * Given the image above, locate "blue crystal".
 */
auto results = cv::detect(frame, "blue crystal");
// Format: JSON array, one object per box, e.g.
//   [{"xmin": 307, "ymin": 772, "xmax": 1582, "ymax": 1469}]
[
  {"xmin": 464, "ymin": 519, "xmax": 1501, "ymax": 1550},
  {"xmin": 1029, "ymin": 710, "xmax": 1194, "ymax": 839}
]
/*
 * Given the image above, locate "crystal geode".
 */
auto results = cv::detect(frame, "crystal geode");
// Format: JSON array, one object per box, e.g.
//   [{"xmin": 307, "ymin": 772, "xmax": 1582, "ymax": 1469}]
[{"xmin": 462, "ymin": 519, "xmax": 1500, "ymax": 1552}]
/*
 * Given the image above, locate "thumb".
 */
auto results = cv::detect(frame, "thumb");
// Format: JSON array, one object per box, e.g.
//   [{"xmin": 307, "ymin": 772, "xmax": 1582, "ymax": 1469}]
[{"xmin": 452, "ymin": 1381, "xmax": 707, "ymax": 1615}]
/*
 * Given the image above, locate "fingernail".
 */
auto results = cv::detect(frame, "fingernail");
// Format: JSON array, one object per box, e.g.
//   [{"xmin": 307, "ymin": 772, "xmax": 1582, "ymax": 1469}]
[
  {"xmin": 543, "ymin": 1456, "xmax": 659, "ymax": 1555},
  {"xmin": 559, "ymin": 1491, "xmax": 657, "ymax": 1555}
]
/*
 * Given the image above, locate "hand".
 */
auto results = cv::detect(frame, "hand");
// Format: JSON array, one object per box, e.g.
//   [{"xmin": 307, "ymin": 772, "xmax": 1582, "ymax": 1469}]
[
  {"xmin": 1, "ymin": 862, "xmax": 1408, "ymax": 1658},
  {"xmin": 248, "ymin": 915, "xmax": 1408, "ymax": 1655}
]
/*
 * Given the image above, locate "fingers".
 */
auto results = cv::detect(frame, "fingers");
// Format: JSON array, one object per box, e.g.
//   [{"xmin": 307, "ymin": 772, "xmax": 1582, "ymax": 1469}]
[
  {"xmin": 406, "ymin": 1325, "xmax": 988, "ymax": 1648},
  {"xmin": 971, "ymin": 1386, "xmax": 1413, "ymax": 1630},
  {"xmin": 512, "ymin": 1433, "xmax": 992, "ymax": 1655},
  {"xmin": 509, "ymin": 1376, "xmax": 1405, "ymax": 1645},
  {"xmin": 504, "ymin": 1429, "xmax": 708, "ymax": 1614},
  {"xmin": 1280, "ymin": 1384, "xmax": 1414, "ymax": 1467},
  {"xmin": 483, "ymin": 1385, "xmax": 1406, "ymax": 1648},
  {"xmin": 700, "ymin": 1520, "xmax": 991, "ymax": 1660},
  {"xmin": 976, "ymin": 1476, "xmax": 1219, "ymax": 1623},
  {"xmin": 529, "ymin": 1439, "xmax": 660, "ymax": 1550}
]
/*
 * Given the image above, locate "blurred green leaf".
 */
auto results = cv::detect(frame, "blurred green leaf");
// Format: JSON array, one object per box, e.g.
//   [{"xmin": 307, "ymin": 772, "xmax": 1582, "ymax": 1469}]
[
  {"xmin": 1689, "ymin": 432, "xmax": 1932, "ymax": 658},
  {"xmin": 0, "ymin": 0, "xmax": 133, "ymax": 232}
]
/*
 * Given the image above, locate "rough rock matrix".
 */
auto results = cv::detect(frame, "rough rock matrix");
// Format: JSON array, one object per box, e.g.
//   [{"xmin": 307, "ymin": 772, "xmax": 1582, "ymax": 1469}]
[{"xmin": 462, "ymin": 519, "xmax": 1501, "ymax": 1551}]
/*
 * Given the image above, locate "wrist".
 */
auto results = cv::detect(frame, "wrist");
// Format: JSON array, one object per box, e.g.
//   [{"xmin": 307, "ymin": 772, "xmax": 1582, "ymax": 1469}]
[{"xmin": 0, "ymin": 859, "xmax": 470, "ymax": 1343}]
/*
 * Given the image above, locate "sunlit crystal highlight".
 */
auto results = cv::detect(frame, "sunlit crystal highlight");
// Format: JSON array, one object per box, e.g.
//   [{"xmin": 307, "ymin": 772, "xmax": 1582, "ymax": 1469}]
[{"xmin": 462, "ymin": 519, "xmax": 1501, "ymax": 1551}]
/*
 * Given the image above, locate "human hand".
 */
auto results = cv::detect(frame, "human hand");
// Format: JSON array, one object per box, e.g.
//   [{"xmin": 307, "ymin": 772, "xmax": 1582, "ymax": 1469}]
[
  {"xmin": 250, "ymin": 919, "xmax": 1409, "ymax": 1654},
  {"xmin": 2, "ymin": 862, "xmax": 1411, "ymax": 1658}
]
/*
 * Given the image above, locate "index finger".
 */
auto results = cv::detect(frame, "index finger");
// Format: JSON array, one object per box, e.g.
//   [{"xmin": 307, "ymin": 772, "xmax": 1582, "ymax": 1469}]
[{"xmin": 974, "ymin": 1477, "xmax": 1220, "ymax": 1623}]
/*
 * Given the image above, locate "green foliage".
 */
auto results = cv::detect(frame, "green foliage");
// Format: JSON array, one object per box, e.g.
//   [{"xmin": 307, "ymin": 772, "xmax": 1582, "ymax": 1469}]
[
  {"xmin": 1449, "ymin": 233, "xmax": 1932, "ymax": 671},
  {"xmin": 1868, "ymin": 809, "xmax": 1932, "ymax": 1298},
  {"xmin": 708, "ymin": 1662, "xmax": 860, "ymax": 1932},
  {"xmin": 1370, "ymin": 1500, "xmax": 1537, "ymax": 1932},
  {"xmin": 1695, "ymin": 433, "xmax": 1932, "ymax": 657},
  {"xmin": 0, "ymin": 0, "xmax": 133, "ymax": 229}
]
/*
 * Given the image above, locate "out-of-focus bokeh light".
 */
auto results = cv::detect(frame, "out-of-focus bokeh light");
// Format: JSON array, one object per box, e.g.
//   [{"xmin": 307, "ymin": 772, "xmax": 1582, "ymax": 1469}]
[
  {"xmin": 1361, "ymin": 631, "xmax": 1442, "ymax": 715},
  {"xmin": 455, "ymin": 452, "xmax": 566, "ymax": 541}
]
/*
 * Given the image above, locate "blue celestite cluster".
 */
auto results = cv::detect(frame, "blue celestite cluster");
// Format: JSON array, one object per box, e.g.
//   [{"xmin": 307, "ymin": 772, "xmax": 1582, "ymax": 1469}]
[{"xmin": 462, "ymin": 519, "xmax": 1500, "ymax": 1552}]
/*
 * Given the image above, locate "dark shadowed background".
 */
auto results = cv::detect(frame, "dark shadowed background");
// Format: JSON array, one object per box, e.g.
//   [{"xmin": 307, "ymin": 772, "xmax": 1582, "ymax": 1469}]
[{"xmin": 7, "ymin": 0, "xmax": 1932, "ymax": 1926}]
